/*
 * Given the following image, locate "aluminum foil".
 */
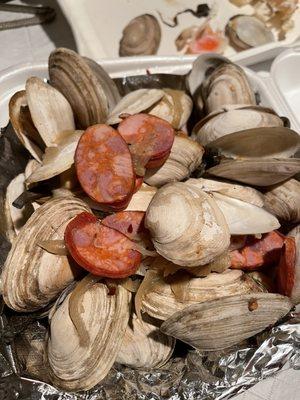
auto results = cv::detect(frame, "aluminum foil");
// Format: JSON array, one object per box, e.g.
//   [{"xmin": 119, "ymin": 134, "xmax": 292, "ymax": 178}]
[{"xmin": 0, "ymin": 306, "xmax": 299, "ymax": 400}]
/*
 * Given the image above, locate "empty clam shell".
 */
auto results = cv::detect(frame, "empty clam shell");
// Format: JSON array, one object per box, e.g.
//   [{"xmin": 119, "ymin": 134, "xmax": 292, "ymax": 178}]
[
  {"xmin": 106, "ymin": 89, "xmax": 164, "ymax": 125},
  {"xmin": 9, "ymin": 90, "xmax": 43, "ymax": 162},
  {"xmin": 161, "ymin": 293, "xmax": 292, "ymax": 351},
  {"xmin": 49, "ymin": 48, "xmax": 109, "ymax": 128},
  {"xmin": 149, "ymin": 89, "xmax": 193, "ymax": 130},
  {"xmin": 84, "ymin": 57, "xmax": 121, "ymax": 111},
  {"xmin": 48, "ymin": 276, "xmax": 131, "ymax": 391},
  {"xmin": 208, "ymin": 158, "xmax": 300, "ymax": 187},
  {"xmin": 144, "ymin": 136, "xmax": 204, "ymax": 187},
  {"xmin": 264, "ymin": 179, "xmax": 300, "ymax": 223},
  {"xmin": 1, "ymin": 196, "xmax": 91, "ymax": 312},
  {"xmin": 26, "ymin": 77, "xmax": 75, "ymax": 147},
  {"xmin": 26, "ymin": 130, "xmax": 83, "ymax": 184},
  {"xmin": 188, "ymin": 178, "xmax": 264, "ymax": 207},
  {"xmin": 145, "ymin": 182, "xmax": 230, "ymax": 267},
  {"xmin": 226, "ymin": 15, "xmax": 275, "ymax": 50},
  {"xmin": 119, "ymin": 14, "xmax": 161, "ymax": 56},
  {"xmin": 193, "ymin": 106, "xmax": 284, "ymax": 146},
  {"xmin": 211, "ymin": 192, "xmax": 280, "ymax": 235},
  {"xmin": 125, "ymin": 183, "xmax": 157, "ymax": 212},
  {"xmin": 139, "ymin": 267, "xmax": 263, "ymax": 321},
  {"xmin": 116, "ymin": 313, "xmax": 174, "ymax": 368},
  {"xmin": 288, "ymin": 225, "xmax": 300, "ymax": 304},
  {"xmin": 207, "ymin": 127, "xmax": 300, "ymax": 159}
]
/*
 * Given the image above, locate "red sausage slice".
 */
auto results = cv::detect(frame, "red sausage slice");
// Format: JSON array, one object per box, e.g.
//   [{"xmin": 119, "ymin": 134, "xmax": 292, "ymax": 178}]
[
  {"xmin": 64, "ymin": 212, "xmax": 141, "ymax": 278},
  {"xmin": 276, "ymin": 236, "xmax": 296, "ymax": 297},
  {"xmin": 117, "ymin": 114, "xmax": 175, "ymax": 175},
  {"xmin": 102, "ymin": 211, "xmax": 145, "ymax": 241},
  {"xmin": 75, "ymin": 124, "xmax": 135, "ymax": 210}
]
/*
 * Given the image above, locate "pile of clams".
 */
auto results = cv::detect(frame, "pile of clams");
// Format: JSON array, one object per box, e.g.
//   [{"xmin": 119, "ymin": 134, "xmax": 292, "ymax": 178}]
[{"xmin": 1, "ymin": 48, "xmax": 300, "ymax": 392}]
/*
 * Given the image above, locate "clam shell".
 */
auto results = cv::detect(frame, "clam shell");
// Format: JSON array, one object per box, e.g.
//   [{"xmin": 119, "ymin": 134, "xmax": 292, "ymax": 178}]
[
  {"xmin": 116, "ymin": 313, "xmax": 174, "ymax": 368},
  {"xmin": 49, "ymin": 48, "xmax": 109, "ymax": 128},
  {"xmin": 208, "ymin": 158, "xmax": 300, "ymax": 187},
  {"xmin": 226, "ymin": 15, "xmax": 275, "ymax": 50},
  {"xmin": 9, "ymin": 90, "xmax": 43, "ymax": 162},
  {"xmin": 84, "ymin": 57, "xmax": 121, "ymax": 111},
  {"xmin": 160, "ymin": 293, "xmax": 292, "ymax": 351},
  {"xmin": 125, "ymin": 183, "xmax": 157, "ymax": 212},
  {"xmin": 149, "ymin": 89, "xmax": 193, "ymax": 130},
  {"xmin": 119, "ymin": 14, "xmax": 161, "ymax": 56},
  {"xmin": 288, "ymin": 225, "xmax": 300, "ymax": 304},
  {"xmin": 48, "ymin": 276, "xmax": 131, "ymax": 391},
  {"xmin": 193, "ymin": 106, "xmax": 284, "ymax": 146},
  {"xmin": 202, "ymin": 63, "xmax": 256, "ymax": 113},
  {"xmin": 144, "ymin": 136, "xmax": 204, "ymax": 187},
  {"xmin": 264, "ymin": 179, "xmax": 300, "ymax": 223},
  {"xmin": 145, "ymin": 182, "xmax": 230, "ymax": 266},
  {"xmin": 187, "ymin": 178, "xmax": 264, "ymax": 207},
  {"xmin": 140, "ymin": 268, "xmax": 263, "ymax": 321},
  {"xmin": 26, "ymin": 77, "xmax": 75, "ymax": 147},
  {"xmin": 207, "ymin": 127, "xmax": 300, "ymax": 159},
  {"xmin": 106, "ymin": 89, "xmax": 164, "ymax": 125},
  {"xmin": 211, "ymin": 192, "xmax": 280, "ymax": 235},
  {"xmin": 1, "ymin": 196, "xmax": 91, "ymax": 312},
  {"xmin": 26, "ymin": 130, "xmax": 83, "ymax": 184}
]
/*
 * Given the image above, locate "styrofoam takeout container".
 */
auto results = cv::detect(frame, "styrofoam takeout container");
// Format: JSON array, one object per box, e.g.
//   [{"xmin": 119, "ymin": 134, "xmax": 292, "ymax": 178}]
[
  {"xmin": 1, "ymin": 49, "xmax": 300, "ymax": 133},
  {"xmin": 58, "ymin": 0, "xmax": 300, "ymax": 65}
]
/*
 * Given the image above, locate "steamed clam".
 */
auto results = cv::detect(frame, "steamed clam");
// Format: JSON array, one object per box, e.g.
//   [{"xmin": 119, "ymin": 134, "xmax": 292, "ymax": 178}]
[
  {"xmin": 161, "ymin": 293, "xmax": 292, "ymax": 351},
  {"xmin": 144, "ymin": 136, "xmax": 204, "ymax": 187},
  {"xmin": 119, "ymin": 14, "xmax": 161, "ymax": 56},
  {"xmin": 192, "ymin": 105, "xmax": 284, "ymax": 146},
  {"xmin": 1, "ymin": 195, "xmax": 90, "ymax": 311},
  {"xmin": 48, "ymin": 276, "xmax": 131, "ymax": 390},
  {"xmin": 116, "ymin": 313, "xmax": 174, "ymax": 368},
  {"xmin": 145, "ymin": 182, "xmax": 230, "ymax": 267},
  {"xmin": 226, "ymin": 15, "xmax": 275, "ymax": 50}
]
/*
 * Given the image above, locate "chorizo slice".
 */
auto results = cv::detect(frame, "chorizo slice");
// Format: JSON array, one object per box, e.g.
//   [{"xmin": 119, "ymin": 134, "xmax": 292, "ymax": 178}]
[
  {"xmin": 230, "ymin": 231, "xmax": 285, "ymax": 270},
  {"xmin": 117, "ymin": 113, "xmax": 175, "ymax": 175},
  {"xmin": 102, "ymin": 211, "xmax": 145, "ymax": 241},
  {"xmin": 75, "ymin": 124, "xmax": 135, "ymax": 210},
  {"xmin": 276, "ymin": 236, "xmax": 296, "ymax": 297},
  {"xmin": 64, "ymin": 212, "xmax": 141, "ymax": 278}
]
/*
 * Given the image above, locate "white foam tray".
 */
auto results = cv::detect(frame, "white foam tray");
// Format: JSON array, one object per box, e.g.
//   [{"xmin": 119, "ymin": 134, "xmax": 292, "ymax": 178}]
[
  {"xmin": 1, "ymin": 49, "xmax": 300, "ymax": 132},
  {"xmin": 58, "ymin": 0, "xmax": 300, "ymax": 64}
]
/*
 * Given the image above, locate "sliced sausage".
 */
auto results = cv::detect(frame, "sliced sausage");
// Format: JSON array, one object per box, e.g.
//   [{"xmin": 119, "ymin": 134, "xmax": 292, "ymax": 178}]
[
  {"xmin": 102, "ymin": 211, "xmax": 145, "ymax": 241},
  {"xmin": 64, "ymin": 212, "xmax": 141, "ymax": 278},
  {"xmin": 75, "ymin": 124, "xmax": 135, "ymax": 210},
  {"xmin": 230, "ymin": 231, "xmax": 285, "ymax": 270},
  {"xmin": 117, "ymin": 113, "xmax": 175, "ymax": 175},
  {"xmin": 276, "ymin": 237, "xmax": 296, "ymax": 297}
]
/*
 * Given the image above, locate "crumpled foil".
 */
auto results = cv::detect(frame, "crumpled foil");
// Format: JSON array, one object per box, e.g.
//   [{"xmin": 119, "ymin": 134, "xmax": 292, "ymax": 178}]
[{"xmin": 0, "ymin": 307, "xmax": 299, "ymax": 400}]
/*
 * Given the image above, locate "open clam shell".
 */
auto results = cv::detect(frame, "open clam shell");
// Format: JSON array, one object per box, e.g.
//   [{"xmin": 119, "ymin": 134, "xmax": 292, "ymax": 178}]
[
  {"xmin": 193, "ymin": 105, "xmax": 284, "ymax": 146},
  {"xmin": 48, "ymin": 276, "xmax": 131, "ymax": 391},
  {"xmin": 26, "ymin": 77, "xmax": 75, "ymax": 147},
  {"xmin": 106, "ymin": 89, "xmax": 164, "ymax": 125},
  {"xmin": 49, "ymin": 48, "xmax": 109, "ymax": 128},
  {"xmin": 144, "ymin": 136, "xmax": 204, "ymax": 187},
  {"xmin": 119, "ymin": 14, "xmax": 161, "ymax": 56},
  {"xmin": 9, "ymin": 90, "xmax": 43, "ymax": 162},
  {"xmin": 145, "ymin": 182, "xmax": 230, "ymax": 267},
  {"xmin": 138, "ymin": 267, "xmax": 263, "ymax": 321},
  {"xmin": 125, "ymin": 183, "xmax": 157, "ymax": 212},
  {"xmin": 1, "ymin": 196, "xmax": 91, "ymax": 312},
  {"xmin": 116, "ymin": 313, "xmax": 175, "ymax": 369},
  {"xmin": 208, "ymin": 158, "xmax": 300, "ymax": 187},
  {"xmin": 161, "ymin": 293, "xmax": 292, "ymax": 351},
  {"xmin": 264, "ymin": 179, "xmax": 300, "ymax": 223},
  {"xmin": 226, "ymin": 15, "xmax": 275, "ymax": 50}
]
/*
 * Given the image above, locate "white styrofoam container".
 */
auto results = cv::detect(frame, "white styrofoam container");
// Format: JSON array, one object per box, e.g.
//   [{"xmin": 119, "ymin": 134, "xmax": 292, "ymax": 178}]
[
  {"xmin": 58, "ymin": 0, "xmax": 300, "ymax": 64},
  {"xmin": 1, "ymin": 50, "xmax": 300, "ymax": 133}
]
